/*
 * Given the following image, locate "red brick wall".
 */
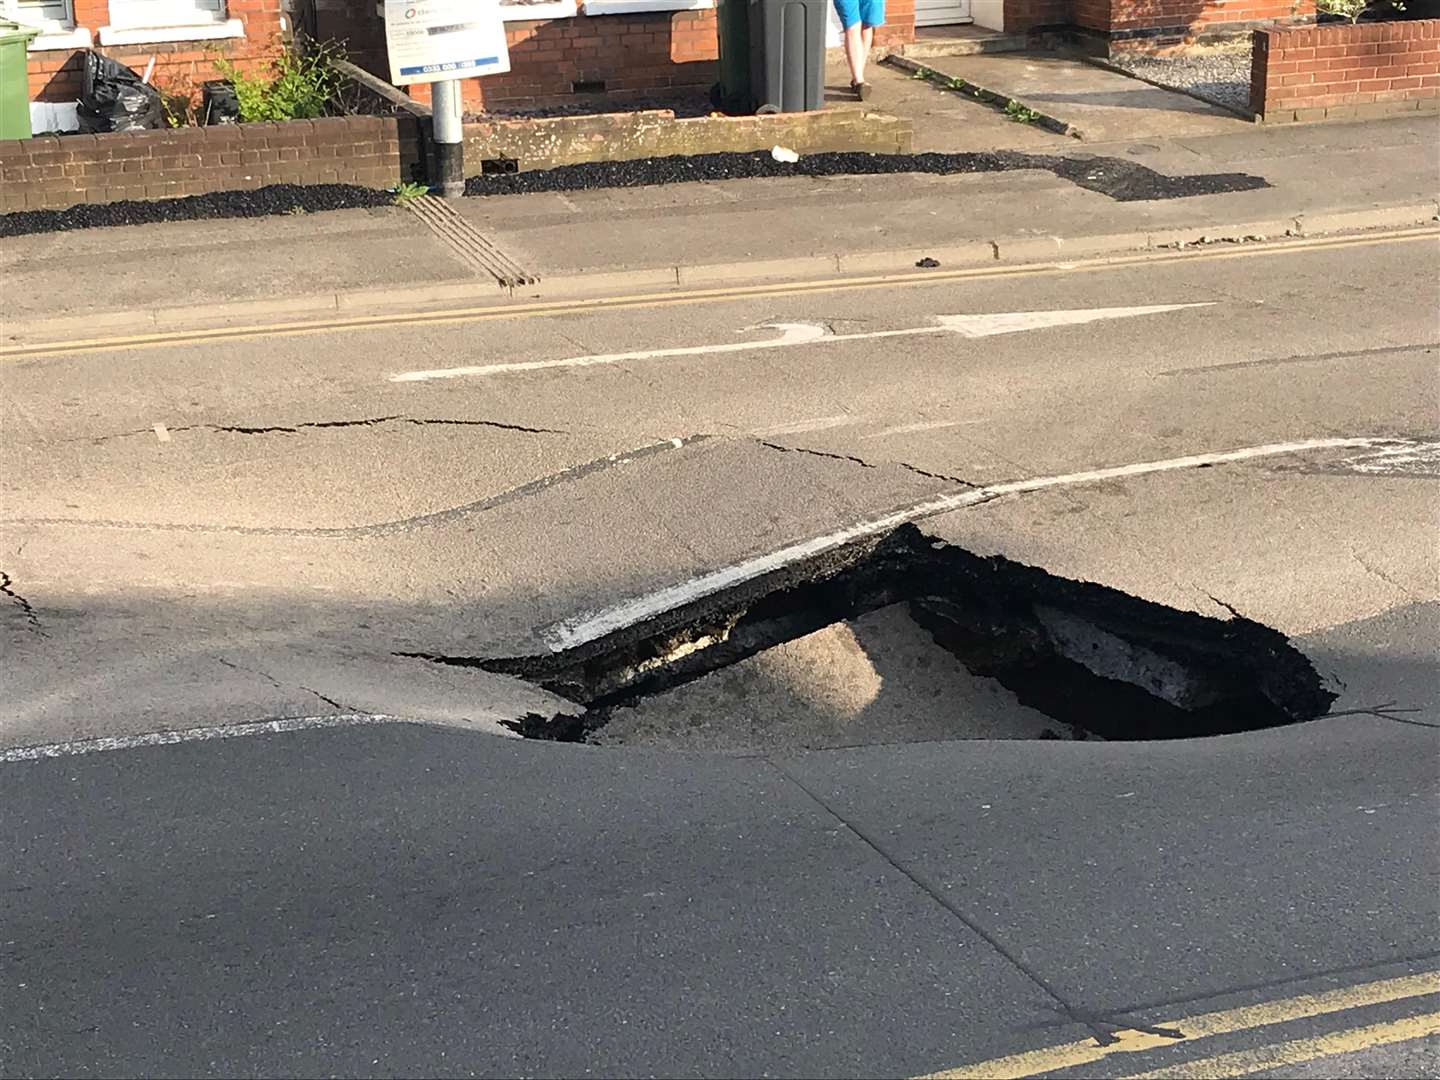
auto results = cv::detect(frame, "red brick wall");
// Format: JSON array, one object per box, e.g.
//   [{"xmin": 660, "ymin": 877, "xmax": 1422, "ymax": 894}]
[
  {"xmin": 0, "ymin": 115, "xmax": 422, "ymax": 212},
  {"xmin": 27, "ymin": 0, "xmax": 286, "ymax": 107},
  {"xmin": 875, "ymin": 0, "xmax": 916, "ymax": 48},
  {"xmin": 315, "ymin": 6, "xmax": 722, "ymax": 112},
  {"xmin": 1106, "ymin": 0, "xmax": 1314, "ymax": 50},
  {"xmin": 1007, "ymin": 0, "xmax": 1076, "ymax": 33},
  {"xmin": 1251, "ymin": 18, "xmax": 1440, "ymax": 121},
  {"xmin": 481, "ymin": 11, "xmax": 718, "ymax": 107}
]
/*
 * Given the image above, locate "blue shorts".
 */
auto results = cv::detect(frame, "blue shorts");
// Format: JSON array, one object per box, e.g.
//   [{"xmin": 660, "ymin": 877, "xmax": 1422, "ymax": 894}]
[{"xmin": 833, "ymin": 0, "xmax": 884, "ymax": 30}]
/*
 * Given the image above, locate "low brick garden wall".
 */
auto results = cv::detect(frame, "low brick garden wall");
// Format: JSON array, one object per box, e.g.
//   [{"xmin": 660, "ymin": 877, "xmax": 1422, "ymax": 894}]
[
  {"xmin": 1250, "ymin": 18, "xmax": 1440, "ymax": 123},
  {"xmin": 1, "ymin": 106, "xmax": 913, "ymax": 214},
  {"xmin": 465, "ymin": 108, "xmax": 914, "ymax": 171},
  {"xmin": 0, "ymin": 116, "xmax": 423, "ymax": 213}
]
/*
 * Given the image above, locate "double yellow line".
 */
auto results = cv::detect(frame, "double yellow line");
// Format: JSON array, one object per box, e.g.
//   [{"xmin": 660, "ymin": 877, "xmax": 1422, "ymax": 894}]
[
  {"xmin": 3, "ymin": 228, "xmax": 1436, "ymax": 361},
  {"xmin": 923, "ymin": 970, "xmax": 1440, "ymax": 1078}
]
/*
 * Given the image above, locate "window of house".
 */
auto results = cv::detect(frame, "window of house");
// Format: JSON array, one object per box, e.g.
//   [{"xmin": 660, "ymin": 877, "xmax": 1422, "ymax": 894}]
[
  {"xmin": 2, "ymin": 0, "xmax": 92, "ymax": 49},
  {"xmin": 98, "ymin": 0, "xmax": 244, "ymax": 44},
  {"xmin": 6, "ymin": 0, "xmax": 72, "ymax": 33},
  {"xmin": 106, "ymin": 0, "xmax": 228, "ymax": 28}
]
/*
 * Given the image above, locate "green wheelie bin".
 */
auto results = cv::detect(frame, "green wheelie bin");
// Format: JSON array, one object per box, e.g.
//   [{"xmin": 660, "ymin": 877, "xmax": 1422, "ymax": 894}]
[{"xmin": 0, "ymin": 18, "xmax": 38, "ymax": 140}]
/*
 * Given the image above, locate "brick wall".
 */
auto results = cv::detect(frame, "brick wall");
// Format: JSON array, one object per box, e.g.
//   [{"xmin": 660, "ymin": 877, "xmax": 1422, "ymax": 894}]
[
  {"xmin": 1251, "ymin": 18, "xmax": 1440, "ymax": 121},
  {"xmin": 1007, "ymin": 0, "xmax": 1075, "ymax": 33},
  {"xmin": 315, "ymin": 5, "xmax": 721, "ymax": 112},
  {"xmin": 1105, "ymin": 0, "xmax": 1314, "ymax": 50},
  {"xmin": 27, "ymin": 0, "xmax": 286, "ymax": 107},
  {"xmin": 482, "ymin": 11, "xmax": 718, "ymax": 107},
  {"xmin": 875, "ymin": 0, "xmax": 916, "ymax": 48},
  {"xmin": 0, "ymin": 115, "xmax": 421, "ymax": 212}
]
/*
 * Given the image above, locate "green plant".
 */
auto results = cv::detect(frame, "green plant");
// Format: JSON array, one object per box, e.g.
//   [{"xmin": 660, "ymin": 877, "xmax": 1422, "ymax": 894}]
[
  {"xmin": 1316, "ymin": 0, "xmax": 1403, "ymax": 20},
  {"xmin": 947, "ymin": 76, "xmax": 971, "ymax": 92},
  {"xmin": 213, "ymin": 43, "xmax": 345, "ymax": 123},
  {"xmin": 391, "ymin": 181, "xmax": 431, "ymax": 205},
  {"xmin": 1005, "ymin": 100, "xmax": 1041, "ymax": 123}
]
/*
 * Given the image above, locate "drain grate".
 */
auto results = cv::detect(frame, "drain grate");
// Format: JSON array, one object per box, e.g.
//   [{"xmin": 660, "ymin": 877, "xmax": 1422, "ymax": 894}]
[
  {"xmin": 406, "ymin": 194, "xmax": 539, "ymax": 288},
  {"xmin": 413, "ymin": 526, "xmax": 1337, "ymax": 747}
]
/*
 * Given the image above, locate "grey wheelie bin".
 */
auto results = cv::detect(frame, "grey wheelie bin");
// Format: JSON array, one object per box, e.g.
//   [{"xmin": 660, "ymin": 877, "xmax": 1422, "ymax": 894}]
[{"xmin": 749, "ymin": 0, "xmax": 826, "ymax": 113}]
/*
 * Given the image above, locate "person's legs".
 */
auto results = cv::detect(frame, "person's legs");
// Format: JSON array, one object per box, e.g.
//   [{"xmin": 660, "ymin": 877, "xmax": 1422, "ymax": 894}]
[{"xmin": 843, "ymin": 23, "xmax": 867, "ymax": 87}]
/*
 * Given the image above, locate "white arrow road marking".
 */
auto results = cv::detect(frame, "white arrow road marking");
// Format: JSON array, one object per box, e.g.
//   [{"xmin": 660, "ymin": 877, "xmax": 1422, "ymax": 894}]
[
  {"xmin": 388, "ymin": 304, "xmax": 1213, "ymax": 382},
  {"xmin": 542, "ymin": 435, "xmax": 1403, "ymax": 651}
]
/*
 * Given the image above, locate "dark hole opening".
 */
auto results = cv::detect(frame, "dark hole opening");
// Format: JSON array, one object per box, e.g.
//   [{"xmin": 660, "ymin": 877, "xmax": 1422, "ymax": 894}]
[
  {"xmin": 480, "ymin": 157, "xmax": 519, "ymax": 175},
  {"xmin": 424, "ymin": 526, "xmax": 1337, "ymax": 745}
]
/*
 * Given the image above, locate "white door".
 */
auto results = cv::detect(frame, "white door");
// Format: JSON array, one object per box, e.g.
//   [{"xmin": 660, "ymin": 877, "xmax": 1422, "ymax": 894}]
[{"xmin": 914, "ymin": 0, "xmax": 973, "ymax": 27}]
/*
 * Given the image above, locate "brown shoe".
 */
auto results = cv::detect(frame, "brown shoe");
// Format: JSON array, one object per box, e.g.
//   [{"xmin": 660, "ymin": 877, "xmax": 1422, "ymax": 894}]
[{"xmin": 852, "ymin": 81, "xmax": 872, "ymax": 101}]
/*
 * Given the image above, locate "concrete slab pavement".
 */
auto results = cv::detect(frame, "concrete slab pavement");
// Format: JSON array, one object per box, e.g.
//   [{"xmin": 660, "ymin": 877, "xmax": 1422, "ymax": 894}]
[{"xmin": 892, "ymin": 51, "xmax": 1253, "ymax": 140}]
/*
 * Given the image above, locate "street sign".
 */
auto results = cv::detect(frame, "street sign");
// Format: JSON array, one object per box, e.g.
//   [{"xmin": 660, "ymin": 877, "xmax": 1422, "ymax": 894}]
[{"xmin": 383, "ymin": 0, "xmax": 511, "ymax": 86}]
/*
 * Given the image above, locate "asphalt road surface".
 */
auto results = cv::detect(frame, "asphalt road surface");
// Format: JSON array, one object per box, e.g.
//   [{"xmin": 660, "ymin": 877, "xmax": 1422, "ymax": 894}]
[{"xmin": 2, "ymin": 231, "xmax": 1437, "ymax": 1077}]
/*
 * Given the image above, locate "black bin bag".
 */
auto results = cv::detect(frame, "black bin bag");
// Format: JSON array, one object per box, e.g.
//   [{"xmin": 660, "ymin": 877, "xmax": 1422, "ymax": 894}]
[{"xmin": 78, "ymin": 51, "xmax": 164, "ymax": 133}]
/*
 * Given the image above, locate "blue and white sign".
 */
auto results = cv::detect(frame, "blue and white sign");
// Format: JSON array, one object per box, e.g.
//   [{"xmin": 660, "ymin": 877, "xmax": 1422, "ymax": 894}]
[{"xmin": 384, "ymin": 0, "xmax": 511, "ymax": 85}]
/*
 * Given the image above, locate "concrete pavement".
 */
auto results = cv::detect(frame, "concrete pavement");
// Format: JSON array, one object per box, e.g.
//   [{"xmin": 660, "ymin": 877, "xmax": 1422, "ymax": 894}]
[{"xmin": 2, "ymin": 113, "xmax": 1436, "ymax": 343}]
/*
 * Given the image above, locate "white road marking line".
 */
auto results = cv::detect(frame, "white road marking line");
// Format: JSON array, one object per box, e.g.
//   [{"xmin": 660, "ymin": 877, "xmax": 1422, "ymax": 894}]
[
  {"xmin": 864, "ymin": 419, "xmax": 981, "ymax": 439},
  {"xmin": 542, "ymin": 435, "xmax": 1400, "ymax": 651},
  {"xmin": 754, "ymin": 414, "xmax": 860, "ymax": 436},
  {"xmin": 152, "ymin": 423, "xmax": 171, "ymax": 443},
  {"xmin": 0, "ymin": 713, "xmax": 402, "ymax": 764},
  {"xmin": 1340, "ymin": 438, "xmax": 1440, "ymax": 476},
  {"xmin": 389, "ymin": 304, "xmax": 1212, "ymax": 382}
]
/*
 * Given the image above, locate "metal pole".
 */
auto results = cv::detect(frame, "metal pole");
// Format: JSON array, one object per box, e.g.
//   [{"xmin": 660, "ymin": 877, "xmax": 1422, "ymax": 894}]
[{"xmin": 430, "ymin": 79, "xmax": 465, "ymax": 199}]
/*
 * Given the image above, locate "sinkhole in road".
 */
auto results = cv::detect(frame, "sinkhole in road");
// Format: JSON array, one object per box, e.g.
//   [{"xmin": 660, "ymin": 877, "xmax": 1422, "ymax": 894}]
[{"xmin": 472, "ymin": 526, "xmax": 1335, "ymax": 750}]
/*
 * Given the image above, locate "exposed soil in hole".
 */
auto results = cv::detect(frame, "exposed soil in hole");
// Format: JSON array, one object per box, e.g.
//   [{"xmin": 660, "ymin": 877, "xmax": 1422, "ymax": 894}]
[
  {"xmin": 440, "ymin": 525, "xmax": 1336, "ymax": 748},
  {"xmin": 593, "ymin": 604, "xmax": 1063, "ymax": 751}
]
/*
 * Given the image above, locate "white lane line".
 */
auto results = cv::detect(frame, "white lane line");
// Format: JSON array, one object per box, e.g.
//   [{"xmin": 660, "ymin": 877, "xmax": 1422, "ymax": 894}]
[
  {"xmin": 542, "ymin": 436, "xmax": 1400, "ymax": 651},
  {"xmin": 754, "ymin": 414, "xmax": 860, "ymax": 437},
  {"xmin": 0, "ymin": 713, "xmax": 401, "ymax": 764},
  {"xmin": 864, "ymin": 419, "xmax": 981, "ymax": 439},
  {"xmin": 389, "ymin": 304, "xmax": 1212, "ymax": 382}
]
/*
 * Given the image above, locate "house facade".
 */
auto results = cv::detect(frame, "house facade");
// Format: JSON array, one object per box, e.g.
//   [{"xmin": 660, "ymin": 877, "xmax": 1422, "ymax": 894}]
[
  {"xmin": 9, "ymin": 0, "xmax": 285, "ymax": 130},
  {"xmin": 7, "ymin": 0, "xmax": 1313, "ymax": 132}
]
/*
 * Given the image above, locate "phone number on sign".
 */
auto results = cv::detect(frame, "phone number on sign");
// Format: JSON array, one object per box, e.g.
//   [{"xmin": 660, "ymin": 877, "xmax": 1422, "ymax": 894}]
[{"xmin": 400, "ymin": 57, "xmax": 500, "ymax": 75}]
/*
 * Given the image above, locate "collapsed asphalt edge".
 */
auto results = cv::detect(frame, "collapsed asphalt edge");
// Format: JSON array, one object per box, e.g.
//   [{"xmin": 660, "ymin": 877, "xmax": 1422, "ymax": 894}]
[
  {"xmin": 0, "ymin": 151, "xmax": 1270, "ymax": 239},
  {"xmin": 405, "ymin": 524, "xmax": 1337, "ymax": 744}
]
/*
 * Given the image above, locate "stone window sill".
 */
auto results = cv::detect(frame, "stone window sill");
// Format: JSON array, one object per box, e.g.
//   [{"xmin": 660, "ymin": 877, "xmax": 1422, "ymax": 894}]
[
  {"xmin": 26, "ymin": 27, "xmax": 92, "ymax": 51},
  {"xmin": 581, "ymin": 0, "xmax": 714, "ymax": 14},
  {"xmin": 500, "ymin": 1, "xmax": 580, "ymax": 20},
  {"xmin": 96, "ymin": 19, "xmax": 244, "ymax": 46}
]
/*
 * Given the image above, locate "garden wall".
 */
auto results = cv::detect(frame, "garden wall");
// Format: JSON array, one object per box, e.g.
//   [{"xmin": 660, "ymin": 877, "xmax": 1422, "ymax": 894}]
[
  {"xmin": 1250, "ymin": 18, "xmax": 1440, "ymax": 122},
  {"xmin": 0, "ymin": 116, "xmax": 421, "ymax": 213},
  {"xmin": 1102, "ymin": 0, "xmax": 1315, "ymax": 52},
  {"xmin": 464, "ymin": 107, "xmax": 913, "ymax": 171}
]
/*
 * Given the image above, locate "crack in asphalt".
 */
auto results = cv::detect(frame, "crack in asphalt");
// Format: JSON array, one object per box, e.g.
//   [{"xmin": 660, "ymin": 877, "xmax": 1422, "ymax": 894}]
[
  {"xmin": 759, "ymin": 439, "xmax": 979, "ymax": 488},
  {"xmin": 1347, "ymin": 549, "xmax": 1421, "ymax": 602},
  {"xmin": 214, "ymin": 657, "xmax": 352, "ymax": 713},
  {"xmin": 0, "ymin": 571, "xmax": 45, "ymax": 637},
  {"xmin": 1326, "ymin": 701, "xmax": 1439, "ymax": 730},
  {"xmin": 73, "ymin": 416, "xmax": 568, "ymax": 443},
  {"xmin": 764, "ymin": 756, "xmax": 1125, "ymax": 1045},
  {"xmin": 1, "ymin": 436, "xmax": 709, "ymax": 538},
  {"xmin": 758, "ymin": 440, "xmax": 876, "ymax": 469}
]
